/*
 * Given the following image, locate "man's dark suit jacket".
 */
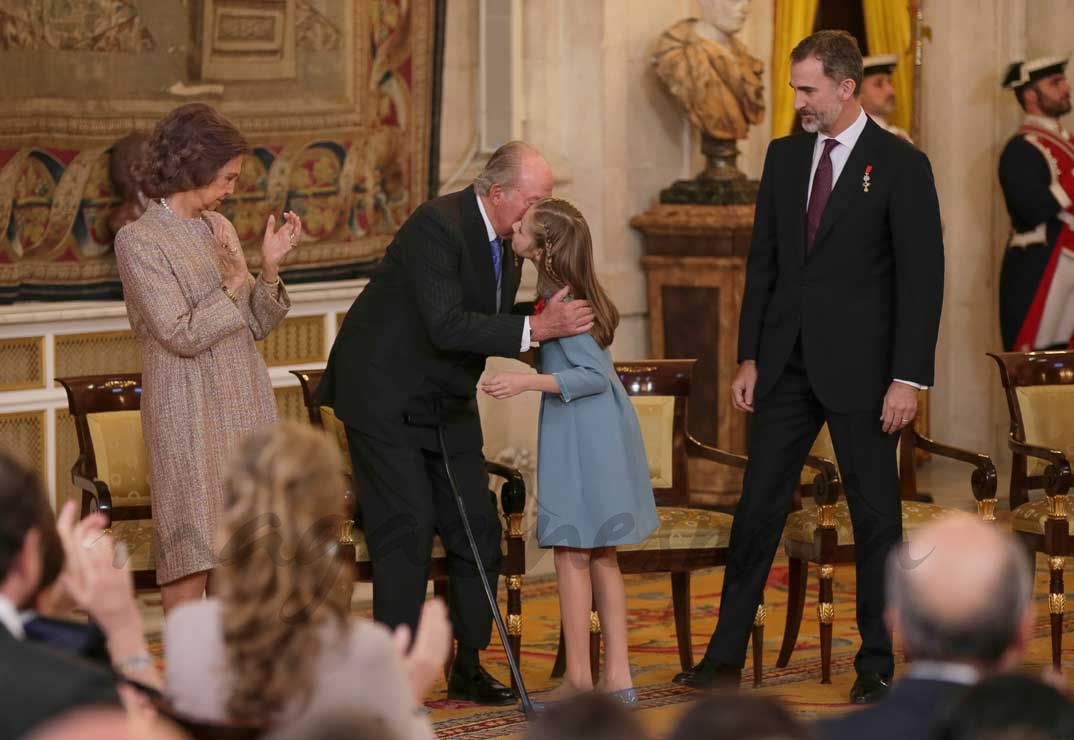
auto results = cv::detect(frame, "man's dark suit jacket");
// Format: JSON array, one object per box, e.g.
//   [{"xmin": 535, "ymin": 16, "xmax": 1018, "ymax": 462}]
[
  {"xmin": 738, "ymin": 117, "xmax": 944, "ymax": 411},
  {"xmin": 814, "ymin": 677, "xmax": 968, "ymax": 740},
  {"xmin": 0, "ymin": 622, "xmax": 119, "ymax": 738},
  {"xmin": 319, "ymin": 185, "xmax": 525, "ymax": 451}
]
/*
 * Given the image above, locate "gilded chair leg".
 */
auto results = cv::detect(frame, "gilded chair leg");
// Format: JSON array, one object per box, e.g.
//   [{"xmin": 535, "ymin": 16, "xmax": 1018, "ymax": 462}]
[
  {"xmin": 777, "ymin": 557, "xmax": 808, "ymax": 668},
  {"xmin": 1050, "ymin": 556, "xmax": 1065, "ymax": 672},
  {"xmin": 551, "ymin": 626, "xmax": 566, "ymax": 679},
  {"xmin": 434, "ymin": 578, "xmax": 454, "ymax": 681},
  {"xmin": 506, "ymin": 574, "xmax": 523, "ymax": 693},
  {"xmin": 670, "ymin": 571, "xmax": 693, "ymax": 671},
  {"xmin": 751, "ymin": 602, "xmax": 765, "ymax": 687},
  {"xmin": 817, "ymin": 564, "xmax": 835, "ymax": 685},
  {"xmin": 589, "ymin": 608, "xmax": 602, "ymax": 685}
]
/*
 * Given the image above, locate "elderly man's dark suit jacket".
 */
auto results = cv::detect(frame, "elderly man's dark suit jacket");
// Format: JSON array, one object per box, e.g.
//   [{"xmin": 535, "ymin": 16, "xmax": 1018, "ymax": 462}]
[{"xmin": 319, "ymin": 185, "xmax": 525, "ymax": 451}]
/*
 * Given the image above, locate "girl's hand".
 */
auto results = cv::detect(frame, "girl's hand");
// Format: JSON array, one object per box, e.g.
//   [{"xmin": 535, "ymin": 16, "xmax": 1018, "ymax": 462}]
[
  {"xmin": 481, "ymin": 372, "xmax": 531, "ymax": 399},
  {"xmin": 261, "ymin": 211, "xmax": 302, "ymax": 282}
]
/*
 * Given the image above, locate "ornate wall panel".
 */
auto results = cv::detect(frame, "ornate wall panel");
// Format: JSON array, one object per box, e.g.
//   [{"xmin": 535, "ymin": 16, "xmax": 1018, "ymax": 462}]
[
  {"xmin": 0, "ymin": 410, "xmax": 45, "ymax": 472},
  {"xmin": 256, "ymin": 314, "xmax": 325, "ymax": 366},
  {"xmin": 0, "ymin": 335, "xmax": 43, "ymax": 390},
  {"xmin": 55, "ymin": 330, "xmax": 141, "ymax": 377},
  {"xmin": 273, "ymin": 384, "xmax": 307, "ymax": 424},
  {"xmin": 54, "ymin": 409, "xmax": 81, "ymax": 510},
  {"xmin": 0, "ymin": 0, "xmax": 442, "ymax": 302}
]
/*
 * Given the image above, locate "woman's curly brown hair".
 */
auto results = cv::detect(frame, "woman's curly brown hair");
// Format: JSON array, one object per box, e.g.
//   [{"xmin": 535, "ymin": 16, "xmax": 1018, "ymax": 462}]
[
  {"xmin": 218, "ymin": 422, "xmax": 354, "ymax": 722},
  {"xmin": 138, "ymin": 102, "xmax": 249, "ymax": 199}
]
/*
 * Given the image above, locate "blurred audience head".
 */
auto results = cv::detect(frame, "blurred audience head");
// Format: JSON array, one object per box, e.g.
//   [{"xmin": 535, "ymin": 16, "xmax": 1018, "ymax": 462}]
[
  {"xmin": 931, "ymin": 674, "xmax": 1074, "ymax": 740},
  {"xmin": 669, "ymin": 693, "xmax": 808, "ymax": 740},
  {"xmin": 266, "ymin": 708, "xmax": 402, "ymax": 740},
  {"xmin": 886, "ymin": 513, "xmax": 1033, "ymax": 670},
  {"xmin": 216, "ymin": 421, "xmax": 353, "ymax": 722},
  {"xmin": 0, "ymin": 450, "xmax": 51, "ymax": 610},
  {"xmin": 526, "ymin": 693, "xmax": 648, "ymax": 740}
]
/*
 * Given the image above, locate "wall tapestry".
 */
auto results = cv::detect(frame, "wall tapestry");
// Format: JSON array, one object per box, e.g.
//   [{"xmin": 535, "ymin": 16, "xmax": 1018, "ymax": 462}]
[{"xmin": 0, "ymin": 0, "xmax": 443, "ymax": 302}]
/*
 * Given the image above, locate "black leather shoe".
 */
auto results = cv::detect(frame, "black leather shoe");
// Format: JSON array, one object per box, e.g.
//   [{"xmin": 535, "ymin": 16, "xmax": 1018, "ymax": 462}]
[
  {"xmin": 672, "ymin": 657, "xmax": 742, "ymax": 689},
  {"xmin": 447, "ymin": 665, "xmax": 517, "ymax": 706},
  {"xmin": 849, "ymin": 672, "xmax": 891, "ymax": 704}
]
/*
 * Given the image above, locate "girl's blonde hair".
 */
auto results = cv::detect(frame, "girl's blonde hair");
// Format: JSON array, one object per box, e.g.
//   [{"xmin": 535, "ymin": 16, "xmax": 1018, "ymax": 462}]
[
  {"xmin": 217, "ymin": 422, "xmax": 353, "ymax": 722},
  {"xmin": 530, "ymin": 197, "xmax": 619, "ymax": 348}
]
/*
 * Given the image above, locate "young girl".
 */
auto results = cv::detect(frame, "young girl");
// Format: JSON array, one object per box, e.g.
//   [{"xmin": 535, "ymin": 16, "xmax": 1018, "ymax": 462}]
[{"xmin": 481, "ymin": 198, "xmax": 658, "ymax": 706}]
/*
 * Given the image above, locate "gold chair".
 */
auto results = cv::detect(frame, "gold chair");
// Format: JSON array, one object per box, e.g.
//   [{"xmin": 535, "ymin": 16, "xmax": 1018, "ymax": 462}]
[
  {"xmin": 56, "ymin": 374, "xmax": 156, "ymax": 588},
  {"xmin": 990, "ymin": 350, "xmax": 1074, "ymax": 670},
  {"xmin": 776, "ymin": 422, "xmax": 998, "ymax": 683},
  {"xmin": 550, "ymin": 359, "xmax": 837, "ymax": 687},
  {"xmin": 289, "ymin": 369, "xmax": 529, "ymax": 686}
]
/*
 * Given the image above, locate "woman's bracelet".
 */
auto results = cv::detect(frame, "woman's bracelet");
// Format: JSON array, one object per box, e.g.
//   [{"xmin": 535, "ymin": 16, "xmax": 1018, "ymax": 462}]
[
  {"xmin": 260, "ymin": 273, "xmax": 280, "ymax": 287},
  {"xmin": 221, "ymin": 283, "xmax": 239, "ymax": 302}
]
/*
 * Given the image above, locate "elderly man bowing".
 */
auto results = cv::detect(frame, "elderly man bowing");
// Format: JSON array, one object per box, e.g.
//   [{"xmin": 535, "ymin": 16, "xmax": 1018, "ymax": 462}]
[{"xmin": 319, "ymin": 141, "xmax": 593, "ymax": 705}]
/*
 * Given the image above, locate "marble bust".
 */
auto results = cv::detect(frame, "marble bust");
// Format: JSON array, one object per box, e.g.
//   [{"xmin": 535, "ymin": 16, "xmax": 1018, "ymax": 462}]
[{"xmin": 652, "ymin": 0, "xmax": 765, "ymax": 142}]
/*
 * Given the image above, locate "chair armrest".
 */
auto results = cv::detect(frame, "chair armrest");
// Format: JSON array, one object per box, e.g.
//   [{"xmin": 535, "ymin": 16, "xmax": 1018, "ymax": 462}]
[
  {"xmin": 1009, "ymin": 436, "xmax": 1073, "ymax": 496},
  {"xmin": 485, "ymin": 460, "xmax": 527, "ymax": 518},
  {"xmin": 911, "ymin": 432, "xmax": 998, "ymax": 502},
  {"xmin": 71, "ymin": 471, "xmax": 114, "ymax": 526},
  {"xmin": 685, "ymin": 434, "xmax": 748, "ymax": 469},
  {"xmin": 804, "ymin": 454, "xmax": 842, "ymax": 507}
]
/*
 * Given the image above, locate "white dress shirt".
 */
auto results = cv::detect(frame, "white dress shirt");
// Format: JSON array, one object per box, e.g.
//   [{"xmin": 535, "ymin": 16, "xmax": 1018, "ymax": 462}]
[
  {"xmin": 806, "ymin": 107, "xmax": 926, "ymax": 391},
  {"xmin": 476, "ymin": 192, "xmax": 531, "ymax": 350},
  {"xmin": 0, "ymin": 594, "xmax": 25, "ymax": 639},
  {"xmin": 806, "ymin": 107, "xmax": 869, "ymax": 208}
]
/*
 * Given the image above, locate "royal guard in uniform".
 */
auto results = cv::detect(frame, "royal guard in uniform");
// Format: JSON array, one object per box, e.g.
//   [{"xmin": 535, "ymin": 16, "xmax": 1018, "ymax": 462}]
[{"xmin": 999, "ymin": 55, "xmax": 1074, "ymax": 351}]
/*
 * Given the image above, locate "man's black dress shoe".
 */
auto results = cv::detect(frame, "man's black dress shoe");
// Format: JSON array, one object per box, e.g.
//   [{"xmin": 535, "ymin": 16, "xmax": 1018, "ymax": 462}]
[
  {"xmin": 447, "ymin": 664, "xmax": 517, "ymax": 706},
  {"xmin": 849, "ymin": 672, "xmax": 891, "ymax": 704},
  {"xmin": 672, "ymin": 657, "xmax": 742, "ymax": 689}
]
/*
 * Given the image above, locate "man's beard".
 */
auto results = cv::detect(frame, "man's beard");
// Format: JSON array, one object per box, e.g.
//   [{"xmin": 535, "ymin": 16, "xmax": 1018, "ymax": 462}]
[
  {"xmin": 1039, "ymin": 92, "xmax": 1073, "ymax": 118},
  {"xmin": 799, "ymin": 102, "xmax": 841, "ymax": 133}
]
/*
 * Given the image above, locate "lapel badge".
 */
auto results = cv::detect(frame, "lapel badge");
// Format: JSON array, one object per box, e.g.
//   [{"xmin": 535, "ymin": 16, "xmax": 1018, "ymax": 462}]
[{"xmin": 863, "ymin": 165, "xmax": 872, "ymax": 193}]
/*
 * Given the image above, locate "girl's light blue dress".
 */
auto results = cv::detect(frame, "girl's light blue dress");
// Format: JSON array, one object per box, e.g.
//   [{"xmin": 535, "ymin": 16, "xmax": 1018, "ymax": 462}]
[{"xmin": 535, "ymin": 333, "xmax": 659, "ymax": 548}]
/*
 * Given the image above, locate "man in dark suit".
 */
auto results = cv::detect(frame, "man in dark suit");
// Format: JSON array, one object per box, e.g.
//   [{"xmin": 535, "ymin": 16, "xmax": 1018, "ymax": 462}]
[
  {"xmin": 673, "ymin": 30, "xmax": 944, "ymax": 702},
  {"xmin": 319, "ymin": 141, "xmax": 593, "ymax": 705},
  {"xmin": 816, "ymin": 516, "xmax": 1034, "ymax": 740},
  {"xmin": 0, "ymin": 452, "xmax": 120, "ymax": 738}
]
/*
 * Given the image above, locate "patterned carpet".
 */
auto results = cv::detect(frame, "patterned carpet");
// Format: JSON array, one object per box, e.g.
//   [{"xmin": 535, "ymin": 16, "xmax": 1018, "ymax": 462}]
[{"xmin": 141, "ymin": 554, "xmax": 1070, "ymax": 739}]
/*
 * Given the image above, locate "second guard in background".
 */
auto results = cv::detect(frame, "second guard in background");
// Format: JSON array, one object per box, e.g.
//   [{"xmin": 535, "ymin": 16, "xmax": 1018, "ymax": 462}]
[{"xmin": 859, "ymin": 54, "xmax": 912, "ymax": 143}]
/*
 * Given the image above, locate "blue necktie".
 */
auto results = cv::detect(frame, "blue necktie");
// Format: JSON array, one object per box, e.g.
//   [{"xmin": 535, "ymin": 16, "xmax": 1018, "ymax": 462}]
[{"xmin": 490, "ymin": 236, "xmax": 502, "ymax": 284}]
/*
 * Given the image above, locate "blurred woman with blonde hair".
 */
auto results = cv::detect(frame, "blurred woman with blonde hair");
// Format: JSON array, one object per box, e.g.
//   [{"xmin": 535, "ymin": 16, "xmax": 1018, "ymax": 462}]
[{"xmin": 164, "ymin": 422, "xmax": 448, "ymax": 735}]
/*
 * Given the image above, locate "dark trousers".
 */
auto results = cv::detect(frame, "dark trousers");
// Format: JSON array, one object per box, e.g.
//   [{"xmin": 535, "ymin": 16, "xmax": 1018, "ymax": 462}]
[
  {"xmin": 345, "ymin": 426, "xmax": 503, "ymax": 650},
  {"xmin": 705, "ymin": 342, "xmax": 901, "ymax": 677}
]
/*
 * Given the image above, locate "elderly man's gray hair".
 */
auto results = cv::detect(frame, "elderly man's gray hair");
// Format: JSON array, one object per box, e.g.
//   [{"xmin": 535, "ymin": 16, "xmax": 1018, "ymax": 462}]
[{"xmin": 473, "ymin": 141, "xmax": 542, "ymax": 196}]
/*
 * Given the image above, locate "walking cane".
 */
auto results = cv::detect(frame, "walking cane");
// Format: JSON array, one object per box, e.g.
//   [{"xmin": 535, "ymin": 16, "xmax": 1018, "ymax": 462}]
[{"xmin": 404, "ymin": 408, "xmax": 535, "ymax": 717}]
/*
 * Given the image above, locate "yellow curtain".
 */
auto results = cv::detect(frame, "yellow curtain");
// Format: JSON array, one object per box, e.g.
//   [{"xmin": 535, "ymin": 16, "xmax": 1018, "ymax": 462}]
[
  {"xmin": 771, "ymin": 0, "xmax": 820, "ymax": 137},
  {"xmin": 862, "ymin": 0, "xmax": 914, "ymax": 131}
]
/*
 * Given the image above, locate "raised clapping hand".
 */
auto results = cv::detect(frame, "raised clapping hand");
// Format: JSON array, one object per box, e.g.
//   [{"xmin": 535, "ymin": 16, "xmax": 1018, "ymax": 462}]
[
  {"xmin": 53, "ymin": 501, "xmax": 135, "ymax": 631},
  {"xmin": 529, "ymin": 285, "xmax": 594, "ymax": 341},
  {"xmin": 260, "ymin": 210, "xmax": 302, "ymax": 284},
  {"xmin": 392, "ymin": 598, "xmax": 453, "ymax": 704},
  {"xmin": 205, "ymin": 211, "xmax": 249, "ymax": 293}
]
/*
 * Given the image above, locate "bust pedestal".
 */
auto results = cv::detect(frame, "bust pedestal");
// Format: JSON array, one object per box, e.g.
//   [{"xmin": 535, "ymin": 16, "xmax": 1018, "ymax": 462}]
[{"xmin": 630, "ymin": 203, "xmax": 754, "ymax": 509}]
